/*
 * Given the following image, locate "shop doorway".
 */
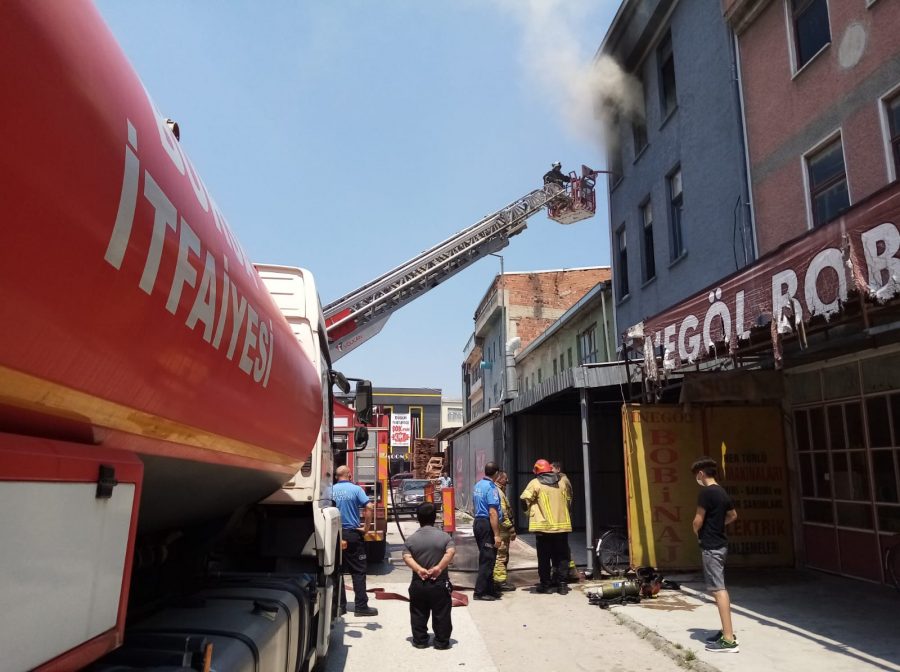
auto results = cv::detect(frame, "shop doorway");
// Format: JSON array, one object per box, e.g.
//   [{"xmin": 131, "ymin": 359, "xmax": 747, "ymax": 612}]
[{"xmin": 789, "ymin": 352, "xmax": 900, "ymax": 583}]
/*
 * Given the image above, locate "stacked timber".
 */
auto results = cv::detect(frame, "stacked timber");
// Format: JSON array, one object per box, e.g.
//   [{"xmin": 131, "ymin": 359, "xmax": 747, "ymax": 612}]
[{"xmin": 412, "ymin": 438, "xmax": 438, "ymax": 478}]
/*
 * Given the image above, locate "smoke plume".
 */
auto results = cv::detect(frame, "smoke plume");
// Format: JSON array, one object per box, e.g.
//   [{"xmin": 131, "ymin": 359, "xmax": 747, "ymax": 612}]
[{"xmin": 496, "ymin": 0, "xmax": 643, "ymax": 147}]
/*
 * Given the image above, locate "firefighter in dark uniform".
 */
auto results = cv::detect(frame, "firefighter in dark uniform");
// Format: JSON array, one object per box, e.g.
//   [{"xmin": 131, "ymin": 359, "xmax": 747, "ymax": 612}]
[{"xmin": 543, "ymin": 161, "xmax": 571, "ymax": 187}]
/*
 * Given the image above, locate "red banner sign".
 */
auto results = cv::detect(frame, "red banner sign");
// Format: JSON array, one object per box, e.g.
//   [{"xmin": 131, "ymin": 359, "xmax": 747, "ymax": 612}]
[{"xmin": 635, "ymin": 184, "xmax": 900, "ymax": 372}]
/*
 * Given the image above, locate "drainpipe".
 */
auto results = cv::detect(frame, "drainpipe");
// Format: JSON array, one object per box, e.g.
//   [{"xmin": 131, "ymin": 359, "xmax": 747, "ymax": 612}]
[
  {"xmin": 580, "ymin": 386, "xmax": 595, "ymax": 576},
  {"xmin": 731, "ymin": 27, "xmax": 757, "ymax": 262},
  {"xmin": 600, "ymin": 283, "xmax": 613, "ymax": 361}
]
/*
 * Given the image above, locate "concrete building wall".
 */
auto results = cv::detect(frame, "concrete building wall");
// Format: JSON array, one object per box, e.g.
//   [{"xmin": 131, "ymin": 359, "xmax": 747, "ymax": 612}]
[
  {"xmin": 603, "ymin": 0, "xmax": 752, "ymax": 336},
  {"xmin": 441, "ymin": 399, "xmax": 464, "ymax": 429},
  {"xmin": 734, "ymin": 0, "xmax": 900, "ymax": 253}
]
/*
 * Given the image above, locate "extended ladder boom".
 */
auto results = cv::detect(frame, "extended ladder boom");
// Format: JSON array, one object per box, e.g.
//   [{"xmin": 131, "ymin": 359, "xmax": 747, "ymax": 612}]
[{"xmin": 323, "ymin": 183, "xmax": 564, "ymax": 360}]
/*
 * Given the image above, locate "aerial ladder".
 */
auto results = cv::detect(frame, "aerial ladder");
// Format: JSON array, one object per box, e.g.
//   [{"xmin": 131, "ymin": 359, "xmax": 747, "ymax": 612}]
[{"xmin": 323, "ymin": 166, "xmax": 601, "ymax": 360}]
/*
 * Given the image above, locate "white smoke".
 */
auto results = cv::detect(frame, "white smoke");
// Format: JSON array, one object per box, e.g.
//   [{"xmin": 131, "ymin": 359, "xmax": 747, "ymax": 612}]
[{"xmin": 495, "ymin": 0, "xmax": 643, "ymax": 147}]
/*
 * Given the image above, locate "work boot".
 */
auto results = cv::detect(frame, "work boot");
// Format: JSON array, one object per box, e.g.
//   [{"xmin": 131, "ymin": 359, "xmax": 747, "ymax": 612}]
[
  {"xmin": 495, "ymin": 582, "xmax": 517, "ymax": 592},
  {"xmin": 556, "ymin": 583, "xmax": 570, "ymax": 595},
  {"xmin": 535, "ymin": 584, "xmax": 556, "ymax": 594},
  {"xmin": 473, "ymin": 593, "xmax": 498, "ymax": 601},
  {"xmin": 354, "ymin": 606, "xmax": 379, "ymax": 617}
]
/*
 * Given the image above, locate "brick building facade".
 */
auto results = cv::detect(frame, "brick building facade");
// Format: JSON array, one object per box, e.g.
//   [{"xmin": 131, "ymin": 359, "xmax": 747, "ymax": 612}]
[
  {"xmin": 603, "ymin": 0, "xmax": 900, "ymax": 584},
  {"xmin": 725, "ymin": 0, "xmax": 900, "ymax": 253},
  {"xmin": 461, "ymin": 267, "xmax": 610, "ymax": 421}
]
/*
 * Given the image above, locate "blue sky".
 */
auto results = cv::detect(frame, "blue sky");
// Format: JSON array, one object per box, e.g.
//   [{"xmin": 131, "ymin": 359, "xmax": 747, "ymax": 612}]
[{"xmin": 96, "ymin": 1, "xmax": 620, "ymax": 398}]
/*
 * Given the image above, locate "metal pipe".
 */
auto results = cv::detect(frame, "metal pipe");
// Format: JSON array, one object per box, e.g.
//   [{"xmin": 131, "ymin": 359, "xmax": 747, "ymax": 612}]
[
  {"xmin": 490, "ymin": 253, "xmax": 506, "ymax": 401},
  {"xmin": 579, "ymin": 386, "xmax": 595, "ymax": 576},
  {"xmin": 600, "ymin": 283, "xmax": 613, "ymax": 361}
]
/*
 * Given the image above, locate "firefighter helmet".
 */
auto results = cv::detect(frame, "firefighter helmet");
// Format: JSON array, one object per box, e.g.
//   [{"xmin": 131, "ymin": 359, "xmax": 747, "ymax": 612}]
[
  {"xmin": 551, "ymin": 161, "xmax": 561, "ymax": 169},
  {"xmin": 533, "ymin": 459, "xmax": 553, "ymax": 474}
]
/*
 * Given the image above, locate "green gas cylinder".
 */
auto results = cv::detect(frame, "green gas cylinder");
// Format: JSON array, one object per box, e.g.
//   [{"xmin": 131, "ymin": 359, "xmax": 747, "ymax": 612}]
[{"xmin": 588, "ymin": 579, "xmax": 640, "ymax": 600}]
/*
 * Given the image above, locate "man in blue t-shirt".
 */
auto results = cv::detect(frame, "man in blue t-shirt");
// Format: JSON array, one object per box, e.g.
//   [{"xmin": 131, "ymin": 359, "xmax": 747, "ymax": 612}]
[
  {"xmin": 471, "ymin": 461, "xmax": 503, "ymax": 600},
  {"xmin": 333, "ymin": 465, "xmax": 378, "ymax": 617}
]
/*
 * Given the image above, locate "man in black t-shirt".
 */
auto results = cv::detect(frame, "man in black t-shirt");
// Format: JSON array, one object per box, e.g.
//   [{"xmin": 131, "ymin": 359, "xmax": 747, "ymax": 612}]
[
  {"xmin": 691, "ymin": 457, "xmax": 739, "ymax": 654},
  {"xmin": 403, "ymin": 503, "xmax": 456, "ymax": 650}
]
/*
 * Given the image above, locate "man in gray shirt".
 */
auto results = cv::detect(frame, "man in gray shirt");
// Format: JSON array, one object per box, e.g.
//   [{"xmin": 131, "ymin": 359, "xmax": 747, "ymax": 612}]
[{"xmin": 402, "ymin": 502, "xmax": 456, "ymax": 650}]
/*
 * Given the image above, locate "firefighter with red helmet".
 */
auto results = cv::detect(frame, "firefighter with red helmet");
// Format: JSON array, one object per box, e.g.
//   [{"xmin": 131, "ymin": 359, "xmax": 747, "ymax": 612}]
[{"xmin": 520, "ymin": 459, "xmax": 573, "ymax": 594}]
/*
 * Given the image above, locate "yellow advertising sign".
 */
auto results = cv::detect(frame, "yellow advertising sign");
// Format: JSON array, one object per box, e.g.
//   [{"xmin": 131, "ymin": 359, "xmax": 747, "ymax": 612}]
[{"xmin": 623, "ymin": 404, "xmax": 793, "ymax": 570}]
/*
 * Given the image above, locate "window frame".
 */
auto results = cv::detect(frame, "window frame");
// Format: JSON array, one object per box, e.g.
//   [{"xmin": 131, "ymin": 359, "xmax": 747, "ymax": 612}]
[
  {"xmin": 615, "ymin": 223, "xmax": 629, "ymax": 301},
  {"xmin": 608, "ymin": 120, "xmax": 624, "ymax": 189},
  {"xmin": 667, "ymin": 167, "xmax": 685, "ymax": 261},
  {"xmin": 577, "ymin": 324, "xmax": 599, "ymax": 365},
  {"xmin": 786, "ymin": 0, "xmax": 831, "ymax": 75},
  {"xmin": 632, "ymin": 80, "xmax": 648, "ymax": 158},
  {"xmin": 640, "ymin": 197, "xmax": 656, "ymax": 283},
  {"xmin": 879, "ymin": 85, "xmax": 900, "ymax": 184},
  {"xmin": 657, "ymin": 32, "xmax": 677, "ymax": 121},
  {"xmin": 802, "ymin": 131, "xmax": 851, "ymax": 230}
]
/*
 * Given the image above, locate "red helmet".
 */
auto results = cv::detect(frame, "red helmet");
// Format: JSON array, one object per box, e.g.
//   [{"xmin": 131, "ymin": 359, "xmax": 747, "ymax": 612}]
[{"xmin": 533, "ymin": 459, "xmax": 553, "ymax": 474}]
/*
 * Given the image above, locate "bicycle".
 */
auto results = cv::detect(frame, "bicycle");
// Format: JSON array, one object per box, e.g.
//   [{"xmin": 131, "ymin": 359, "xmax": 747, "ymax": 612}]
[{"xmin": 595, "ymin": 526, "xmax": 630, "ymax": 577}]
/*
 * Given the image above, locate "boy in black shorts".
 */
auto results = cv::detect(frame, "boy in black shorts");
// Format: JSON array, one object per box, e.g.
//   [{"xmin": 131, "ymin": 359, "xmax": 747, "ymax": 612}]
[{"xmin": 691, "ymin": 457, "xmax": 739, "ymax": 653}]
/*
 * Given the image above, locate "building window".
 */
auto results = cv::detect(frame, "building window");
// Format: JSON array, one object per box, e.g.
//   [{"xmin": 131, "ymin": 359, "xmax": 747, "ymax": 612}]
[
  {"xmin": 578, "ymin": 325, "xmax": 599, "ymax": 364},
  {"xmin": 806, "ymin": 136, "xmax": 849, "ymax": 228},
  {"xmin": 641, "ymin": 199, "xmax": 655, "ymax": 282},
  {"xmin": 553, "ymin": 360, "xmax": 558, "ymax": 376},
  {"xmin": 792, "ymin": 0, "xmax": 830, "ymax": 70},
  {"xmin": 668, "ymin": 168, "xmax": 684, "ymax": 260},
  {"xmin": 447, "ymin": 407, "xmax": 463, "ymax": 423},
  {"xmin": 538, "ymin": 368, "xmax": 543, "ymax": 384},
  {"xmin": 886, "ymin": 93, "xmax": 900, "ymax": 179},
  {"xmin": 567, "ymin": 348, "xmax": 573, "ymax": 368},
  {"xmin": 609, "ymin": 133, "xmax": 623, "ymax": 184},
  {"xmin": 632, "ymin": 85, "xmax": 648, "ymax": 156},
  {"xmin": 559, "ymin": 354, "xmax": 565, "ymax": 372},
  {"xmin": 616, "ymin": 225, "xmax": 629, "ymax": 300},
  {"xmin": 658, "ymin": 33, "xmax": 677, "ymax": 119}
]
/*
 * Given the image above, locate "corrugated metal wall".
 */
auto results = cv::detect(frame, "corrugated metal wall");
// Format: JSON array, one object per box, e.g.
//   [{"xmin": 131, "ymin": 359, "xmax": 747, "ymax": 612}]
[
  {"xmin": 511, "ymin": 402, "xmax": 626, "ymax": 536},
  {"xmin": 449, "ymin": 414, "xmax": 500, "ymax": 514}
]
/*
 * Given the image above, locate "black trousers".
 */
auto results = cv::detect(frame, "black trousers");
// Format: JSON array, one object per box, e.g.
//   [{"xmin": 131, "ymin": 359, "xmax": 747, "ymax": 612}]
[
  {"xmin": 409, "ymin": 576, "xmax": 453, "ymax": 645},
  {"xmin": 339, "ymin": 529, "xmax": 369, "ymax": 609},
  {"xmin": 535, "ymin": 532, "xmax": 569, "ymax": 587},
  {"xmin": 473, "ymin": 517, "xmax": 497, "ymax": 596}
]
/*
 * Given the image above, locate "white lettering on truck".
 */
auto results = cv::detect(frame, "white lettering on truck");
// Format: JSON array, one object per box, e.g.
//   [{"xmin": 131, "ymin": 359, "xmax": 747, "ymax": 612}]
[{"xmin": 106, "ymin": 120, "xmax": 273, "ymax": 387}]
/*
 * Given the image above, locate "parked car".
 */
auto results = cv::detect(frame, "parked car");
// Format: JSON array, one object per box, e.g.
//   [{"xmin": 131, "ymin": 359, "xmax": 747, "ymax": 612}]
[
  {"xmin": 389, "ymin": 471, "xmax": 414, "ymax": 488},
  {"xmin": 392, "ymin": 479, "xmax": 442, "ymax": 517}
]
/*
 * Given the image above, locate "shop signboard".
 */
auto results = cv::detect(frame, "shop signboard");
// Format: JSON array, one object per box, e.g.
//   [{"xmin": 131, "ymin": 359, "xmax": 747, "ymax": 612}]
[
  {"xmin": 623, "ymin": 404, "xmax": 794, "ymax": 570},
  {"xmin": 632, "ymin": 184, "xmax": 900, "ymax": 373},
  {"xmin": 390, "ymin": 412, "xmax": 411, "ymax": 448}
]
